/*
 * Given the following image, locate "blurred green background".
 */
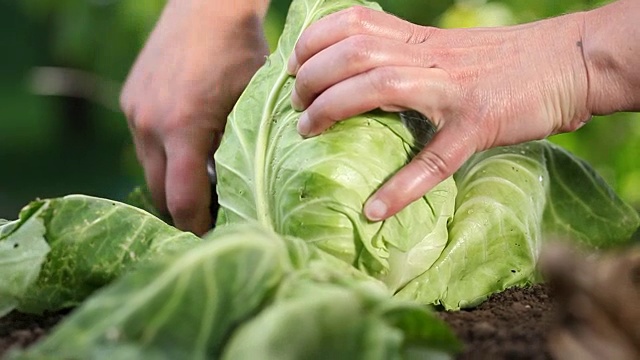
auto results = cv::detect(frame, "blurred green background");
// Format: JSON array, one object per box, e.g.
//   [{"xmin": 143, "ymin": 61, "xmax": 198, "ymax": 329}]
[{"xmin": 1, "ymin": 0, "xmax": 638, "ymax": 219}]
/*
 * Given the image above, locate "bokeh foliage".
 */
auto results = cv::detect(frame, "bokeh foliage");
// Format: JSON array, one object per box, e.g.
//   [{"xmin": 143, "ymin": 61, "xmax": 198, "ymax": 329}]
[{"xmin": 1, "ymin": 0, "xmax": 636, "ymax": 219}]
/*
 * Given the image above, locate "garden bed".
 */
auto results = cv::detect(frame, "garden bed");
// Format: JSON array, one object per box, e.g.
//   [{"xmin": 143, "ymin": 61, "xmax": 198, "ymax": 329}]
[{"xmin": 0, "ymin": 285, "xmax": 554, "ymax": 360}]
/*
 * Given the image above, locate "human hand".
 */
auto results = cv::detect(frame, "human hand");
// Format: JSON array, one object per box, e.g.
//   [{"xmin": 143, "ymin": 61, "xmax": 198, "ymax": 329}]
[
  {"xmin": 287, "ymin": 6, "xmax": 591, "ymax": 221},
  {"xmin": 120, "ymin": 0, "xmax": 269, "ymax": 234}
]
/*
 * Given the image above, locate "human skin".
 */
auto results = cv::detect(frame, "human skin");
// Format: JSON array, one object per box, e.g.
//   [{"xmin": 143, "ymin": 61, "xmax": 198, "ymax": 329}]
[
  {"xmin": 120, "ymin": 0, "xmax": 270, "ymax": 235},
  {"xmin": 288, "ymin": 0, "xmax": 640, "ymax": 221}
]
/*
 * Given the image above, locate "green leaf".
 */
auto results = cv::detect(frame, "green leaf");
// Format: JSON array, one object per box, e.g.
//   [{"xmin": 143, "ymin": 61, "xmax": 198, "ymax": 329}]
[
  {"xmin": 0, "ymin": 205, "xmax": 50, "ymax": 317},
  {"xmin": 396, "ymin": 141, "xmax": 639, "ymax": 309},
  {"xmin": 222, "ymin": 235, "xmax": 461, "ymax": 360},
  {"xmin": 8, "ymin": 1, "xmax": 637, "ymax": 357},
  {"xmin": 8, "ymin": 224, "xmax": 291, "ymax": 360},
  {"xmin": 541, "ymin": 142, "xmax": 640, "ymax": 247},
  {"xmin": 125, "ymin": 185, "xmax": 173, "ymax": 225},
  {"xmin": 0, "ymin": 195, "xmax": 200, "ymax": 315},
  {"xmin": 214, "ymin": 0, "xmax": 456, "ymax": 287},
  {"xmin": 396, "ymin": 142, "xmax": 548, "ymax": 309},
  {"xmin": 10, "ymin": 224, "xmax": 460, "ymax": 360}
]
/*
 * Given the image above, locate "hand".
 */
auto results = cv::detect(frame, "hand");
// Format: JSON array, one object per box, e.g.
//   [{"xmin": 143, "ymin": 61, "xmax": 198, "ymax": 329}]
[
  {"xmin": 120, "ymin": 0, "xmax": 269, "ymax": 234},
  {"xmin": 287, "ymin": 6, "xmax": 591, "ymax": 221}
]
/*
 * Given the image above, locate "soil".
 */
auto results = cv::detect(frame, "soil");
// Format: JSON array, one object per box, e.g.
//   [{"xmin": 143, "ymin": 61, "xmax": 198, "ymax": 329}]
[
  {"xmin": 0, "ymin": 285, "xmax": 555, "ymax": 360},
  {"xmin": 0, "ymin": 310, "xmax": 69, "ymax": 358},
  {"xmin": 439, "ymin": 285, "xmax": 555, "ymax": 360}
]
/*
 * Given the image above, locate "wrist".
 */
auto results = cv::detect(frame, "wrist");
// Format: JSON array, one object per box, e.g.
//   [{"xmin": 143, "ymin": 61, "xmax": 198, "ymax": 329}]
[
  {"xmin": 161, "ymin": 0, "xmax": 270, "ymax": 59},
  {"xmin": 583, "ymin": 0, "xmax": 640, "ymax": 115}
]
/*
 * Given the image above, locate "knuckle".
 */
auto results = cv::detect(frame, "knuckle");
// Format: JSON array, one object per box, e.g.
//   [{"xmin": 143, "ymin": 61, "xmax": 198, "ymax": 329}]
[
  {"xmin": 163, "ymin": 104, "xmax": 198, "ymax": 134},
  {"xmin": 559, "ymin": 114, "xmax": 591, "ymax": 133},
  {"xmin": 368, "ymin": 67, "xmax": 400, "ymax": 97},
  {"xmin": 132, "ymin": 109, "xmax": 156, "ymax": 138},
  {"xmin": 119, "ymin": 90, "xmax": 130, "ymax": 115},
  {"xmin": 406, "ymin": 25, "xmax": 434, "ymax": 44},
  {"xmin": 119, "ymin": 89, "xmax": 139, "ymax": 130},
  {"xmin": 414, "ymin": 150, "xmax": 451, "ymax": 179},
  {"xmin": 420, "ymin": 26, "xmax": 439, "ymax": 41},
  {"xmin": 126, "ymin": 96, "xmax": 204, "ymax": 137},
  {"xmin": 345, "ymin": 35, "xmax": 374, "ymax": 64},
  {"xmin": 344, "ymin": 6, "xmax": 372, "ymax": 31}
]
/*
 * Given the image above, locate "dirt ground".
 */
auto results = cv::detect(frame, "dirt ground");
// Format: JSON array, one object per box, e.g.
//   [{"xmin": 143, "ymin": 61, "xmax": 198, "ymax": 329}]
[
  {"xmin": 440, "ymin": 285, "xmax": 554, "ymax": 360},
  {"xmin": 0, "ymin": 285, "xmax": 554, "ymax": 360},
  {"xmin": 0, "ymin": 309, "xmax": 69, "ymax": 358}
]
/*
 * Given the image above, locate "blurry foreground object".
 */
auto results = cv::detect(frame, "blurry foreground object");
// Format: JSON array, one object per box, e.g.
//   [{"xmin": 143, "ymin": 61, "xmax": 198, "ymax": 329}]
[{"xmin": 540, "ymin": 243, "xmax": 640, "ymax": 360}]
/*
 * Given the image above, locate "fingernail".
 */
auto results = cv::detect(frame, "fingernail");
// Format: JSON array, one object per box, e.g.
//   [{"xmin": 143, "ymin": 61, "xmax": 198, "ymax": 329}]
[
  {"xmin": 297, "ymin": 112, "xmax": 311, "ymax": 136},
  {"xmin": 287, "ymin": 54, "xmax": 299, "ymax": 75},
  {"xmin": 365, "ymin": 199, "xmax": 387, "ymax": 221}
]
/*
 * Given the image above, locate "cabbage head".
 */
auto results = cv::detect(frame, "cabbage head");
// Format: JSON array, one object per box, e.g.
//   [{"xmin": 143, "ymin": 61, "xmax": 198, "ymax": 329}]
[
  {"xmin": 214, "ymin": 0, "xmax": 457, "ymax": 292},
  {"xmin": 215, "ymin": 0, "xmax": 639, "ymax": 309}
]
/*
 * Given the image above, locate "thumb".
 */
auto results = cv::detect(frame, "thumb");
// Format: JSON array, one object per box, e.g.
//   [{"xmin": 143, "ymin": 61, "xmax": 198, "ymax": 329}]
[{"xmin": 364, "ymin": 122, "xmax": 477, "ymax": 221}]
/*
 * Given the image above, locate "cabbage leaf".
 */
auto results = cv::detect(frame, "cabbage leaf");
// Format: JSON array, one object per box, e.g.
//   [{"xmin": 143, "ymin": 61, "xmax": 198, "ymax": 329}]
[
  {"xmin": 540, "ymin": 142, "xmax": 639, "ymax": 247},
  {"xmin": 214, "ymin": 0, "xmax": 456, "ymax": 291},
  {"xmin": 396, "ymin": 141, "xmax": 639, "ymax": 309},
  {"xmin": 9, "ymin": 224, "xmax": 460, "ymax": 360},
  {"xmin": 214, "ymin": 0, "xmax": 639, "ymax": 311},
  {"xmin": 0, "ymin": 195, "xmax": 199, "ymax": 316},
  {"xmin": 396, "ymin": 143, "xmax": 549, "ymax": 308},
  {"xmin": 2, "ymin": 0, "xmax": 640, "ymax": 358}
]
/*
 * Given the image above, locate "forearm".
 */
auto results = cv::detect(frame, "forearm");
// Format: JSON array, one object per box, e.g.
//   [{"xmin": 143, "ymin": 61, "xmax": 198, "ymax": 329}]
[
  {"xmin": 165, "ymin": 0, "xmax": 270, "ymax": 20},
  {"xmin": 583, "ymin": 0, "xmax": 640, "ymax": 114}
]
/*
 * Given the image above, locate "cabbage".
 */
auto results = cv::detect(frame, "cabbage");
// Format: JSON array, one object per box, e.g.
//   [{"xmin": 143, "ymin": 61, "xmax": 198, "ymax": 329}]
[
  {"xmin": 2, "ymin": 0, "xmax": 638, "ymax": 358},
  {"xmin": 214, "ymin": 0, "xmax": 638, "ymax": 309},
  {"xmin": 0, "ymin": 195, "xmax": 199, "ymax": 317},
  {"xmin": 214, "ymin": 0, "xmax": 456, "ymax": 292},
  {"xmin": 7, "ymin": 224, "xmax": 460, "ymax": 359}
]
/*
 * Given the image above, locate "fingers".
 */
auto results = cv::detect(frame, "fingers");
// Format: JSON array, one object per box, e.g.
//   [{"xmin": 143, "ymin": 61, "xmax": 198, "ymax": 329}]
[
  {"xmin": 287, "ymin": 7, "xmax": 470, "ymax": 222},
  {"xmin": 124, "ymin": 102, "xmax": 170, "ymax": 214},
  {"xmin": 297, "ymin": 67, "xmax": 453, "ymax": 137},
  {"xmin": 364, "ymin": 123, "xmax": 478, "ymax": 221},
  {"xmin": 139, "ymin": 140, "xmax": 169, "ymax": 214},
  {"xmin": 164, "ymin": 136, "xmax": 213, "ymax": 235},
  {"xmin": 124, "ymin": 97, "xmax": 215, "ymax": 235},
  {"xmin": 293, "ymin": 56, "xmax": 470, "ymax": 222},
  {"xmin": 291, "ymin": 35, "xmax": 435, "ymax": 111},
  {"xmin": 288, "ymin": 6, "xmax": 430, "ymax": 74}
]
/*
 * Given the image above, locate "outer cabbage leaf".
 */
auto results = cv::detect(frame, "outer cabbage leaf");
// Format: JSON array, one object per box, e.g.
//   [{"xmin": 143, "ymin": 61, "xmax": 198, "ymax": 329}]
[
  {"xmin": 223, "ymin": 259, "xmax": 460, "ymax": 360},
  {"xmin": 396, "ymin": 141, "xmax": 639, "ymax": 309},
  {"xmin": 8, "ymin": 224, "xmax": 290, "ymax": 360},
  {"xmin": 125, "ymin": 185, "xmax": 173, "ymax": 224},
  {"xmin": 396, "ymin": 142, "xmax": 548, "ymax": 309},
  {"xmin": 0, "ymin": 195, "xmax": 200, "ymax": 315},
  {"xmin": 214, "ymin": 0, "xmax": 456, "ymax": 288},
  {"xmin": 0, "ymin": 212, "xmax": 50, "ymax": 317},
  {"xmin": 540, "ymin": 142, "xmax": 639, "ymax": 247},
  {"xmin": 10, "ymin": 224, "xmax": 460, "ymax": 360}
]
